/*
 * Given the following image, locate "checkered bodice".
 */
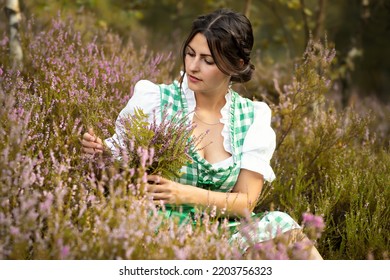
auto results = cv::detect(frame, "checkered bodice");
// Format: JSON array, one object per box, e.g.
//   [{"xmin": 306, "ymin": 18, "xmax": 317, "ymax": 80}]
[{"xmin": 159, "ymin": 81, "xmax": 255, "ymax": 193}]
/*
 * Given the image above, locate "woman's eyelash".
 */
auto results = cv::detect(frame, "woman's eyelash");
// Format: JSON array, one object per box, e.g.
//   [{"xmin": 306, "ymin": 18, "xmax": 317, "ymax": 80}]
[{"xmin": 186, "ymin": 50, "xmax": 214, "ymax": 64}]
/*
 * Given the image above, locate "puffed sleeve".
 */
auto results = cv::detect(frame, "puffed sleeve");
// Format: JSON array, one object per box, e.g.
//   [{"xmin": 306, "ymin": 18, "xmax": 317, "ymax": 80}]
[
  {"xmin": 104, "ymin": 80, "xmax": 161, "ymax": 157},
  {"xmin": 240, "ymin": 101, "xmax": 276, "ymax": 182}
]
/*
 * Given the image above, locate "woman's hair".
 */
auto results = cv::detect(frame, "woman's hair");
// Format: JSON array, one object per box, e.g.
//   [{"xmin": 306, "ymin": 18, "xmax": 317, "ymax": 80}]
[{"xmin": 181, "ymin": 8, "xmax": 255, "ymax": 83}]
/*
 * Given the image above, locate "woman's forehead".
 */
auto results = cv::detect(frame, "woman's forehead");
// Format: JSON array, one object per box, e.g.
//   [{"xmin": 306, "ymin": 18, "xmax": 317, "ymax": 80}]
[{"xmin": 187, "ymin": 33, "xmax": 212, "ymax": 56}]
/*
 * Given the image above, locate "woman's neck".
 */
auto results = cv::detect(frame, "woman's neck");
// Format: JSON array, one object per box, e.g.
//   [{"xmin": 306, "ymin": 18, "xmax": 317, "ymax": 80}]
[{"xmin": 194, "ymin": 87, "xmax": 229, "ymax": 112}]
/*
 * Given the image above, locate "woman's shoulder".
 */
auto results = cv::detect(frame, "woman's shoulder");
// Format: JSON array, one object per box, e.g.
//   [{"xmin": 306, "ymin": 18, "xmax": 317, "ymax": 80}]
[
  {"xmin": 240, "ymin": 99, "xmax": 276, "ymax": 182},
  {"xmin": 253, "ymin": 100, "xmax": 272, "ymax": 116},
  {"xmin": 119, "ymin": 79, "xmax": 161, "ymax": 118},
  {"xmin": 133, "ymin": 79, "xmax": 160, "ymax": 95},
  {"xmin": 233, "ymin": 92, "xmax": 272, "ymax": 121},
  {"xmin": 249, "ymin": 101, "xmax": 272, "ymax": 128},
  {"xmin": 134, "ymin": 78, "xmax": 181, "ymax": 95}
]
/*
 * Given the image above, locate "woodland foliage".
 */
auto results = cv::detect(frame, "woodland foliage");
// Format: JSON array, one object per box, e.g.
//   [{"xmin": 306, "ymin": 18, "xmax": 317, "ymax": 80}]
[{"xmin": 0, "ymin": 11, "xmax": 388, "ymax": 260}]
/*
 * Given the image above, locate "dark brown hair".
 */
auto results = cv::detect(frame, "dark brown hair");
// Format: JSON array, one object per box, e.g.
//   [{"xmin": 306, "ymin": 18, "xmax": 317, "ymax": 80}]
[{"xmin": 181, "ymin": 8, "xmax": 255, "ymax": 83}]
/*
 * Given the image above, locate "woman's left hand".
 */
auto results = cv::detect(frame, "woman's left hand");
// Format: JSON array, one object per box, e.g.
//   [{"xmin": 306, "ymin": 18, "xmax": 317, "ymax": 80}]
[{"xmin": 146, "ymin": 175, "xmax": 186, "ymax": 205}]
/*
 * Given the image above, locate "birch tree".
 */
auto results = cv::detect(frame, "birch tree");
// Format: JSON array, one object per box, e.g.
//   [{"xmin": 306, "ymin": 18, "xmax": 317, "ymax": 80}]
[{"xmin": 4, "ymin": 0, "xmax": 23, "ymax": 69}]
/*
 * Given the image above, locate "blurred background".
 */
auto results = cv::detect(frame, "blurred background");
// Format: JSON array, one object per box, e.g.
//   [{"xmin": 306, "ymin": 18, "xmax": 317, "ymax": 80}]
[{"xmin": 2, "ymin": 0, "xmax": 389, "ymax": 106}]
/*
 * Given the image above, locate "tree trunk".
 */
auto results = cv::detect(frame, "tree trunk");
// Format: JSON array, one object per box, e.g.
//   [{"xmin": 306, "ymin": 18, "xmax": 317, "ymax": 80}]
[
  {"xmin": 4, "ymin": 0, "xmax": 23, "ymax": 69},
  {"xmin": 299, "ymin": 0, "xmax": 310, "ymax": 45},
  {"xmin": 313, "ymin": 0, "xmax": 327, "ymax": 40},
  {"xmin": 244, "ymin": 0, "xmax": 252, "ymax": 18}
]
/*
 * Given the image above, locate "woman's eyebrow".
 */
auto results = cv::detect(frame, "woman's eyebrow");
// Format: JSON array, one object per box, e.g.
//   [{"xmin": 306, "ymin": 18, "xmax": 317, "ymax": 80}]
[{"xmin": 187, "ymin": 45, "xmax": 213, "ymax": 57}]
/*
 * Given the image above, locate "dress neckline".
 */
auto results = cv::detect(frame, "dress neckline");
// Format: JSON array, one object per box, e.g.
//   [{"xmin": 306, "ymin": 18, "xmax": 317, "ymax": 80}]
[{"xmin": 176, "ymin": 76, "xmax": 237, "ymax": 169}]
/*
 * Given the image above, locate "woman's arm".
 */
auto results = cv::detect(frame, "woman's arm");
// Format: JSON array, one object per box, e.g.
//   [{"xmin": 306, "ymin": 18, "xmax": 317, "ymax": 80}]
[{"xmin": 146, "ymin": 169, "xmax": 263, "ymax": 218}]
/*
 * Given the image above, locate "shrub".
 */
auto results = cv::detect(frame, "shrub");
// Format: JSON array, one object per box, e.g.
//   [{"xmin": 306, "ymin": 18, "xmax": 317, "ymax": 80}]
[{"xmin": 254, "ymin": 39, "xmax": 389, "ymax": 260}]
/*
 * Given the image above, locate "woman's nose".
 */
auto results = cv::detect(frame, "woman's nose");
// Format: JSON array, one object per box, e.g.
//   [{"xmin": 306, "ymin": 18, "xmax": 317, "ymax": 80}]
[{"xmin": 188, "ymin": 57, "xmax": 200, "ymax": 72}]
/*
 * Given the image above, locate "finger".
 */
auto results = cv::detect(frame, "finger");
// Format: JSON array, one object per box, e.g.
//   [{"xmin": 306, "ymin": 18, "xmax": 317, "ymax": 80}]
[
  {"xmin": 96, "ymin": 137, "xmax": 103, "ymax": 145},
  {"xmin": 87, "ymin": 128, "xmax": 98, "ymax": 142},
  {"xmin": 82, "ymin": 132, "xmax": 96, "ymax": 142},
  {"xmin": 150, "ymin": 193, "xmax": 167, "ymax": 201},
  {"xmin": 81, "ymin": 139, "xmax": 103, "ymax": 150},
  {"xmin": 82, "ymin": 145, "xmax": 103, "ymax": 154},
  {"xmin": 145, "ymin": 183, "xmax": 154, "ymax": 192},
  {"xmin": 82, "ymin": 147, "xmax": 96, "ymax": 154},
  {"xmin": 146, "ymin": 175, "xmax": 162, "ymax": 184},
  {"xmin": 88, "ymin": 127, "xmax": 95, "ymax": 137},
  {"xmin": 86, "ymin": 128, "xmax": 103, "ymax": 145},
  {"xmin": 94, "ymin": 148, "xmax": 103, "ymax": 154},
  {"xmin": 145, "ymin": 184, "xmax": 164, "ymax": 193},
  {"xmin": 81, "ymin": 139, "xmax": 95, "ymax": 148},
  {"xmin": 83, "ymin": 146, "xmax": 103, "ymax": 154}
]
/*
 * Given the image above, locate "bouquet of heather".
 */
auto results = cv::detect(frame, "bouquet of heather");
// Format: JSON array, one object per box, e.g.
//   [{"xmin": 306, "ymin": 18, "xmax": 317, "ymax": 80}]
[{"xmin": 115, "ymin": 107, "xmax": 201, "ymax": 180}]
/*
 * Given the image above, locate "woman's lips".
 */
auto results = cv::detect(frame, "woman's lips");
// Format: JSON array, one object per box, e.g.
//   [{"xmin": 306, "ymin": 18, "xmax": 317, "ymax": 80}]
[{"xmin": 188, "ymin": 74, "xmax": 201, "ymax": 83}]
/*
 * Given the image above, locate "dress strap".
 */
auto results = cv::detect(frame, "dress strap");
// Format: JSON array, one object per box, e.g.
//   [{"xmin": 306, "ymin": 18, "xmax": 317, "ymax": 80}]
[{"xmin": 229, "ymin": 90, "xmax": 255, "ymax": 163}]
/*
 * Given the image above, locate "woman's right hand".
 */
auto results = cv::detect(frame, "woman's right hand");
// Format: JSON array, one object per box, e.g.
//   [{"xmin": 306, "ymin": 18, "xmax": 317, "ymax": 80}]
[{"xmin": 81, "ymin": 128, "xmax": 104, "ymax": 154}]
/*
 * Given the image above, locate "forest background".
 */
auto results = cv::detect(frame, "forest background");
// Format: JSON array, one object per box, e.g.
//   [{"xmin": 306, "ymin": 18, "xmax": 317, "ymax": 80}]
[
  {"xmin": 8, "ymin": 0, "xmax": 390, "ymax": 104},
  {"xmin": 0, "ymin": 0, "xmax": 389, "ymax": 260}
]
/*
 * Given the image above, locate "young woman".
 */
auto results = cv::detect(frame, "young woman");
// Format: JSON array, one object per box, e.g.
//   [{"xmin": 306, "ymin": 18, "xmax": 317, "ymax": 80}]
[{"xmin": 81, "ymin": 8, "xmax": 322, "ymax": 259}]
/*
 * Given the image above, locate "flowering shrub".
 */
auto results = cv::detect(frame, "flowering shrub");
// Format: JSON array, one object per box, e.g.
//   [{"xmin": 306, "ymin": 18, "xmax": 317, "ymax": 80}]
[
  {"xmin": 252, "ymin": 39, "xmax": 389, "ymax": 260},
  {"xmin": 0, "ymin": 12, "xmax": 388, "ymax": 260},
  {"xmin": 114, "ymin": 108, "xmax": 203, "ymax": 180}
]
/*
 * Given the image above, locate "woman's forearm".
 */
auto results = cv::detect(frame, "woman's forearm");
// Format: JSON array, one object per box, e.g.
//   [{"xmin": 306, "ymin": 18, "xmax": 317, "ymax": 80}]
[
  {"xmin": 184, "ymin": 184, "xmax": 255, "ymax": 218},
  {"xmin": 145, "ymin": 174, "xmax": 261, "ymax": 218}
]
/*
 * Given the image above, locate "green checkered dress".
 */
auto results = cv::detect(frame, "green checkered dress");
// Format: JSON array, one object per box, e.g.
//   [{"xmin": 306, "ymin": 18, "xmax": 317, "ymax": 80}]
[{"xmin": 158, "ymin": 80, "xmax": 299, "ymax": 252}]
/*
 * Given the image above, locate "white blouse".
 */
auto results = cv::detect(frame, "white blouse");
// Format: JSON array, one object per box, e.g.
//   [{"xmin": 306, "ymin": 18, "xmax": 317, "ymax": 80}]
[{"xmin": 105, "ymin": 75, "xmax": 276, "ymax": 182}]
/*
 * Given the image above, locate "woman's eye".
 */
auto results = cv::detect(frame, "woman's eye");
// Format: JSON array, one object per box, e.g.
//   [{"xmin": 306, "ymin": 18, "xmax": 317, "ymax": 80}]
[
  {"xmin": 186, "ymin": 51, "xmax": 195, "ymax": 57},
  {"xmin": 204, "ymin": 59, "xmax": 214, "ymax": 65}
]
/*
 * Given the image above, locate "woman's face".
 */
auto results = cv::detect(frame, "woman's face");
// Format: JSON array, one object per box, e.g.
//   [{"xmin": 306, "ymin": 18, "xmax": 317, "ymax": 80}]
[{"xmin": 184, "ymin": 33, "xmax": 230, "ymax": 96}]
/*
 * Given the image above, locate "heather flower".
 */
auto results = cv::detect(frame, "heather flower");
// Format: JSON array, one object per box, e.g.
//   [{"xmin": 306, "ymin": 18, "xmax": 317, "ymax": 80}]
[
  {"xmin": 9, "ymin": 226, "xmax": 20, "ymax": 236},
  {"xmin": 57, "ymin": 239, "xmax": 70, "ymax": 259},
  {"xmin": 302, "ymin": 213, "xmax": 325, "ymax": 229},
  {"xmin": 302, "ymin": 212, "xmax": 325, "ymax": 240},
  {"xmin": 173, "ymin": 246, "xmax": 189, "ymax": 260},
  {"xmin": 116, "ymin": 107, "xmax": 203, "ymax": 180},
  {"xmin": 290, "ymin": 239, "xmax": 312, "ymax": 260}
]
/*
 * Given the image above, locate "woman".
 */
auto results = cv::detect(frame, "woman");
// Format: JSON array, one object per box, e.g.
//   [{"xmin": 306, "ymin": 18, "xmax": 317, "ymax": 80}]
[{"xmin": 81, "ymin": 8, "xmax": 322, "ymax": 259}]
